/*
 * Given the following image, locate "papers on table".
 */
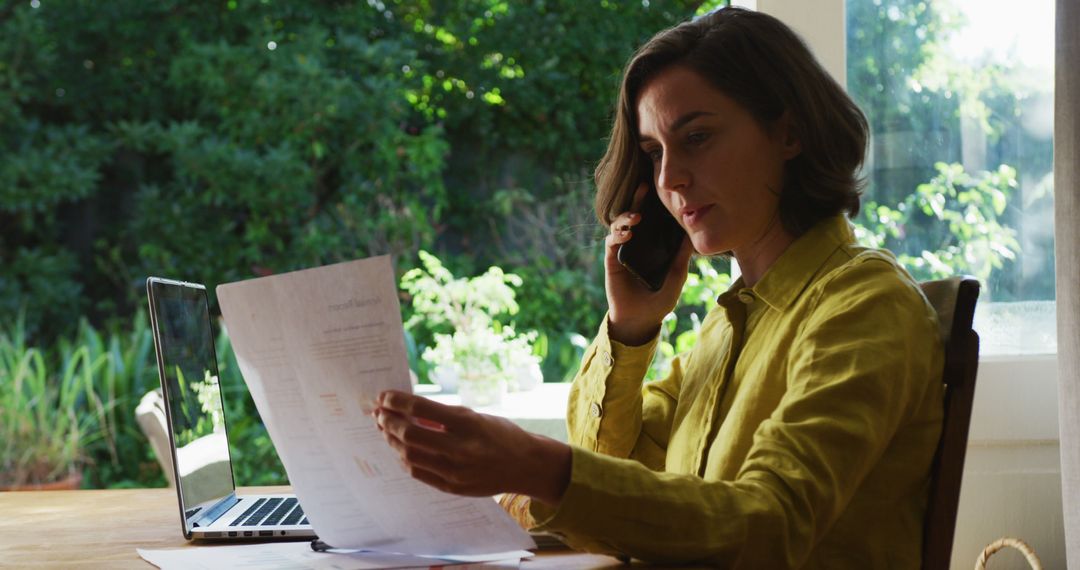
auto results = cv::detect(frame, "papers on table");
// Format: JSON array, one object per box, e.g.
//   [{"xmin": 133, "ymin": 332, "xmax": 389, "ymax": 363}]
[
  {"xmin": 216, "ymin": 256, "xmax": 535, "ymax": 556},
  {"xmin": 137, "ymin": 542, "xmax": 529, "ymax": 569}
]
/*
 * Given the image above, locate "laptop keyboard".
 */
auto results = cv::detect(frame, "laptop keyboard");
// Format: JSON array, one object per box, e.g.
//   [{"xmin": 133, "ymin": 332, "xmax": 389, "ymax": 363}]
[{"xmin": 228, "ymin": 497, "xmax": 307, "ymax": 527}]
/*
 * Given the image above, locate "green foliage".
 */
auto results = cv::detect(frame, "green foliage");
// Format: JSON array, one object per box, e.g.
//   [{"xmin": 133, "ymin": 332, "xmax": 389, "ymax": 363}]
[
  {"xmin": 1, "ymin": 0, "xmax": 703, "ymax": 488},
  {"xmin": 847, "ymin": 0, "xmax": 1053, "ymax": 301},
  {"xmin": 391, "ymin": 1, "xmax": 697, "ymax": 171},
  {"xmin": 171, "ymin": 369, "xmax": 227, "ymax": 448},
  {"xmin": 0, "ymin": 1, "xmax": 696, "ymax": 343},
  {"xmin": 0, "ymin": 248, "xmax": 85, "ymax": 339},
  {"xmin": 847, "ymin": 0, "xmax": 962, "ymax": 141},
  {"xmin": 0, "ymin": 311, "xmax": 288, "ymax": 489},
  {"xmin": 533, "ymin": 329, "xmax": 590, "ymax": 384},
  {"xmin": 398, "ymin": 1, "xmax": 697, "ymax": 346},
  {"xmin": 483, "ymin": 182, "xmax": 608, "ymax": 351},
  {"xmin": 1, "ymin": 1, "xmax": 454, "ymax": 338},
  {"xmin": 54, "ymin": 313, "xmax": 163, "ymax": 489},
  {"xmin": 856, "ymin": 162, "xmax": 1020, "ymax": 283},
  {"xmin": 0, "ymin": 315, "xmax": 113, "ymax": 487},
  {"xmin": 401, "ymin": 250, "xmax": 538, "ymax": 388},
  {"xmin": 402, "ymin": 250, "xmax": 523, "ymax": 333}
]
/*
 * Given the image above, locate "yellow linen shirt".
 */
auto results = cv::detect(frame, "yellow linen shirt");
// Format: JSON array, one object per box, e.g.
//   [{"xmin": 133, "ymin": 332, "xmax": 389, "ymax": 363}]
[{"xmin": 529, "ymin": 215, "xmax": 945, "ymax": 568}]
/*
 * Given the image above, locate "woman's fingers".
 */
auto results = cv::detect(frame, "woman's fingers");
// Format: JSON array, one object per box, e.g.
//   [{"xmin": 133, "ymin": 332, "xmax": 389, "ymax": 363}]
[
  {"xmin": 606, "ymin": 211, "xmax": 640, "ymax": 249},
  {"xmin": 609, "ymin": 211, "xmax": 639, "ymax": 232},
  {"xmin": 375, "ymin": 390, "xmax": 551, "ymax": 498},
  {"xmin": 377, "ymin": 407, "xmax": 449, "ymax": 453},
  {"xmin": 377, "ymin": 390, "xmax": 469, "ymax": 432},
  {"xmin": 395, "ymin": 440, "xmax": 458, "ymax": 476},
  {"xmin": 408, "ymin": 465, "xmax": 454, "ymax": 493},
  {"xmin": 609, "ymin": 212, "xmax": 639, "ymax": 233},
  {"xmin": 376, "ymin": 400, "xmax": 498, "ymax": 496},
  {"xmin": 606, "ymin": 182, "xmax": 651, "ymax": 249},
  {"xmin": 407, "ymin": 463, "xmax": 488, "ymax": 496}
]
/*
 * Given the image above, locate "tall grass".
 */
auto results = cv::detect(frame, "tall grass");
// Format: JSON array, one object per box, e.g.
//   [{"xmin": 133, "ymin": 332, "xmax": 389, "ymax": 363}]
[
  {"xmin": 62, "ymin": 312, "xmax": 168, "ymax": 488},
  {"xmin": 0, "ymin": 315, "xmax": 112, "ymax": 487},
  {"xmin": 1, "ymin": 312, "xmax": 288, "ymax": 488}
]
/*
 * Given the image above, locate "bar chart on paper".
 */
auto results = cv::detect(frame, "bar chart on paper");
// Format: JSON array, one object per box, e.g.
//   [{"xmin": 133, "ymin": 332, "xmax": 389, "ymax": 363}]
[{"xmin": 353, "ymin": 457, "xmax": 383, "ymax": 478}]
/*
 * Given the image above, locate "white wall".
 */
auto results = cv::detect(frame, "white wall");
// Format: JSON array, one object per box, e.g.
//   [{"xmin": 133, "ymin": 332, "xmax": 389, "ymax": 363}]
[
  {"xmin": 954, "ymin": 356, "xmax": 1065, "ymax": 568},
  {"xmin": 730, "ymin": 0, "xmax": 846, "ymax": 86}
]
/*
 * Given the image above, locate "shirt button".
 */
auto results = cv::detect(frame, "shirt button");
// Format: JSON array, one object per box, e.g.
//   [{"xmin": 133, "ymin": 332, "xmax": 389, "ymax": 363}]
[
  {"xmin": 589, "ymin": 402, "xmax": 603, "ymax": 418},
  {"xmin": 602, "ymin": 350, "xmax": 614, "ymax": 367},
  {"xmin": 737, "ymin": 290, "xmax": 755, "ymax": 304}
]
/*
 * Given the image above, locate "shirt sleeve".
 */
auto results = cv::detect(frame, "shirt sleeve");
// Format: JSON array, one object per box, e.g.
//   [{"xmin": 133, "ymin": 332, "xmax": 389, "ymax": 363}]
[
  {"xmin": 565, "ymin": 316, "xmax": 684, "ymax": 471},
  {"xmin": 530, "ymin": 259, "xmax": 944, "ymax": 568}
]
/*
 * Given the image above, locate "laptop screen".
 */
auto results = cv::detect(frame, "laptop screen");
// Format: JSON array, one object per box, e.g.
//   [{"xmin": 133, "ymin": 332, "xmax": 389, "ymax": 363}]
[{"xmin": 148, "ymin": 279, "xmax": 235, "ymax": 526}]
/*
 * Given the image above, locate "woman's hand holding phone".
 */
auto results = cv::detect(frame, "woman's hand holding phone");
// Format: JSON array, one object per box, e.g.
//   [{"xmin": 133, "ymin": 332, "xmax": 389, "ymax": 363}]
[{"xmin": 605, "ymin": 183, "xmax": 694, "ymax": 346}]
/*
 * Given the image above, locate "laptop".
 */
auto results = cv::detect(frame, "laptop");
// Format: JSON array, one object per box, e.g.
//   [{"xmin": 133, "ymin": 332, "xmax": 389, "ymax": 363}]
[{"xmin": 146, "ymin": 276, "xmax": 316, "ymax": 541}]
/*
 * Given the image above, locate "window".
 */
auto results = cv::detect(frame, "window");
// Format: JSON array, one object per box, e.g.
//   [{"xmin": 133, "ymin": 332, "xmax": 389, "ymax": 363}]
[{"xmin": 846, "ymin": 0, "xmax": 1056, "ymax": 355}]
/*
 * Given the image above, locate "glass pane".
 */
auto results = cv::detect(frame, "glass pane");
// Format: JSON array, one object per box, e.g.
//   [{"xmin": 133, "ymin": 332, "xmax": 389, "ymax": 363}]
[{"xmin": 846, "ymin": 0, "xmax": 1055, "ymax": 355}]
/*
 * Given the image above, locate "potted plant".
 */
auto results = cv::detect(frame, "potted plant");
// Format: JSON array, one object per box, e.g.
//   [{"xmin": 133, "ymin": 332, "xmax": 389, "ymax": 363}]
[
  {"xmin": 401, "ymin": 251, "xmax": 542, "ymax": 407},
  {"xmin": 0, "ymin": 317, "xmax": 112, "ymax": 490}
]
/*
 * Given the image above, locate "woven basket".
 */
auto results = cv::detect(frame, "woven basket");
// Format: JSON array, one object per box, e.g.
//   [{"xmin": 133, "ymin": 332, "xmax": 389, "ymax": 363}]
[{"xmin": 975, "ymin": 537, "xmax": 1044, "ymax": 570}]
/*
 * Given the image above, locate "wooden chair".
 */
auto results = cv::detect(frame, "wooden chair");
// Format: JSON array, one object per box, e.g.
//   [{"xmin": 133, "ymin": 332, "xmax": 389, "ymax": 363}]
[{"xmin": 919, "ymin": 277, "xmax": 981, "ymax": 570}]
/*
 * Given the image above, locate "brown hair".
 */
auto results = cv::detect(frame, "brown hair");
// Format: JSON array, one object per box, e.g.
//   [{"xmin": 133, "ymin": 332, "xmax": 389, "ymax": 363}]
[{"xmin": 594, "ymin": 7, "xmax": 868, "ymax": 237}]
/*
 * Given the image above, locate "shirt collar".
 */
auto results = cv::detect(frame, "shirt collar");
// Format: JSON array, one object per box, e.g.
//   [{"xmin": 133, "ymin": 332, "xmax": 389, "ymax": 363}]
[{"xmin": 717, "ymin": 215, "xmax": 856, "ymax": 312}]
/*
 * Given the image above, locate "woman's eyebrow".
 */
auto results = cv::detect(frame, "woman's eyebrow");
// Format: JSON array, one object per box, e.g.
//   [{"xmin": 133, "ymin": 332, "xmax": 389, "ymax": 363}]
[
  {"xmin": 639, "ymin": 110, "xmax": 717, "ymax": 143},
  {"xmin": 670, "ymin": 110, "xmax": 716, "ymax": 131}
]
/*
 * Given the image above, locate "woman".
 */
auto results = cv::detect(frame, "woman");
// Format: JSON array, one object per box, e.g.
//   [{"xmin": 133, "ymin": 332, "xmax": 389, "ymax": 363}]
[{"xmin": 374, "ymin": 7, "xmax": 944, "ymax": 568}]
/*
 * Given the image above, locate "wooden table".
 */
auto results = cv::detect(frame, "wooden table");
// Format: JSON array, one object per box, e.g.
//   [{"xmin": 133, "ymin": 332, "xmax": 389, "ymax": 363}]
[{"xmin": 0, "ymin": 486, "xmax": 626, "ymax": 569}]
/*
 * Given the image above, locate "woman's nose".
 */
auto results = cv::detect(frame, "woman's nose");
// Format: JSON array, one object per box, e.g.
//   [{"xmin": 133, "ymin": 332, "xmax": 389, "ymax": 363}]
[{"xmin": 657, "ymin": 154, "xmax": 691, "ymax": 191}]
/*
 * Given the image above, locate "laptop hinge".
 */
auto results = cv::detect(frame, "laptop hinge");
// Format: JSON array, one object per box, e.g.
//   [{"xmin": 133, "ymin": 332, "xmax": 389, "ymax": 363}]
[{"xmin": 192, "ymin": 493, "xmax": 240, "ymax": 528}]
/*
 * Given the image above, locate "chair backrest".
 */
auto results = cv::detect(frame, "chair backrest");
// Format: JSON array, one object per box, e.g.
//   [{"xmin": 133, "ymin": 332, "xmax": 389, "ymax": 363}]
[
  {"xmin": 135, "ymin": 388, "xmax": 175, "ymax": 487},
  {"xmin": 919, "ymin": 277, "xmax": 981, "ymax": 570}
]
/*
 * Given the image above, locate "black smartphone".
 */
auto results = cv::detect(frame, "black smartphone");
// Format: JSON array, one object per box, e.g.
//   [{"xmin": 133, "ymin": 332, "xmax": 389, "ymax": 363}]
[{"xmin": 616, "ymin": 187, "xmax": 686, "ymax": 292}]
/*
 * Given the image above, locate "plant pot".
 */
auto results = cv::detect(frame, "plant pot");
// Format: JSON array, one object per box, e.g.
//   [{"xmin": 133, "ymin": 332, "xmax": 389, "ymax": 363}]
[
  {"xmin": 511, "ymin": 361, "xmax": 543, "ymax": 392},
  {"xmin": 458, "ymin": 374, "xmax": 507, "ymax": 408},
  {"xmin": 430, "ymin": 365, "xmax": 461, "ymax": 394},
  {"xmin": 0, "ymin": 471, "xmax": 83, "ymax": 492}
]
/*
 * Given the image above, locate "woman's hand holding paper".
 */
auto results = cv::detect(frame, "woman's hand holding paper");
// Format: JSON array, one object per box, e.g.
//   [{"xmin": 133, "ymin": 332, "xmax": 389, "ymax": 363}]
[{"xmin": 374, "ymin": 390, "xmax": 571, "ymax": 507}]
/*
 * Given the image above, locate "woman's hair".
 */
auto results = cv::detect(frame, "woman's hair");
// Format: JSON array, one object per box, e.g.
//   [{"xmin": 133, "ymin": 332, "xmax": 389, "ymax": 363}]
[{"xmin": 594, "ymin": 7, "xmax": 869, "ymax": 237}]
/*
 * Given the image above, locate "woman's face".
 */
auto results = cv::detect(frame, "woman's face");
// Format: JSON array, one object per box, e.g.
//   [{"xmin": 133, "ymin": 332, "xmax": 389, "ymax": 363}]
[{"xmin": 635, "ymin": 65, "xmax": 800, "ymax": 257}]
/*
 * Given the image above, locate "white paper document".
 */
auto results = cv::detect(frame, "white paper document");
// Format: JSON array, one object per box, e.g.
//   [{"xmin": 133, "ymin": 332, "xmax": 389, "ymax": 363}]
[
  {"xmin": 137, "ymin": 542, "xmax": 527, "ymax": 570},
  {"xmin": 216, "ymin": 256, "xmax": 535, "ymax": 556}
]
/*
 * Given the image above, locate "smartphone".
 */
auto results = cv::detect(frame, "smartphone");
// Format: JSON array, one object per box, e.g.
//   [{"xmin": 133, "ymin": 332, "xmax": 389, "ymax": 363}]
[{"xmin": 616, "ymin": 187, "xmax": 686, "ymax": 292}]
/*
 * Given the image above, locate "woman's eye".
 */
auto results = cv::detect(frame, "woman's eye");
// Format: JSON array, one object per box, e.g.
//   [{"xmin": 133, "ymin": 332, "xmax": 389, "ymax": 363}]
[
  {"xmin": 645, "ymin": 148, "xmax": 662, "ymax": 162},
  {"xmin": 687, "ymin": 132, "xmax": 710, "ymax": 145}
]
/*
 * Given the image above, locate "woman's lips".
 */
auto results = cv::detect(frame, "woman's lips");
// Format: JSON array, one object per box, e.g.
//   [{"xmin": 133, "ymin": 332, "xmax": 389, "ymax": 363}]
[{"xmin": 681, "ymin": 204, "xmax": 714, "ymax": 228}]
